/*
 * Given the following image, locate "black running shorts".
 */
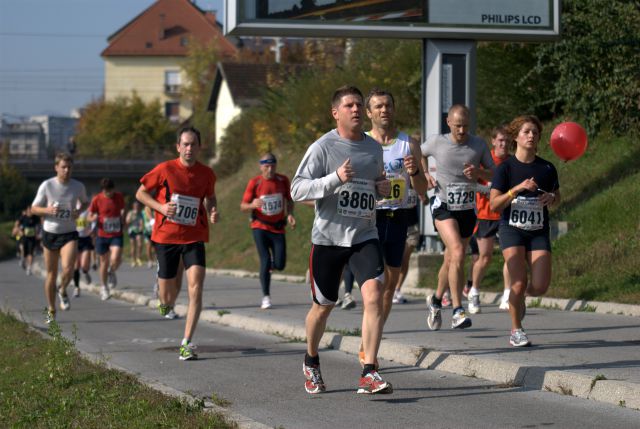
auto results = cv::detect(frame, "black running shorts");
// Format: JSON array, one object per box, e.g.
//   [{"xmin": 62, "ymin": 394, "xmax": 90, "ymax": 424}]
[
  {"xmin": 498, "ymin": 224, "xmax": 551, "ymax": 252},
  {"xmin": 154, "ymin": 241, "xmax": 206, "ymax": 279},
  {"xmin": 42, "ymin": 231, "xmax": 78, "ymax": 251},
  {"xmin": 309, "ymin": 239, "xmax": 384, "ymax": 306}
]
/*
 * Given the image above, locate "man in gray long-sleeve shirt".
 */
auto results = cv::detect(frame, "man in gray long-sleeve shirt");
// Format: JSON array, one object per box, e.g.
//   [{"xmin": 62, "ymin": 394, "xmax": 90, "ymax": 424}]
[{"xmin": 291, "ymin": 85, "xmax": 392, "ymax": 395}]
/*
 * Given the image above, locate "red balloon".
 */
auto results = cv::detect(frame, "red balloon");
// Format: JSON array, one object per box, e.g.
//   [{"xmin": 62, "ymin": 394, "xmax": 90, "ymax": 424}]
[{"xmin": 550, "ymin": 122, "xmax": 588, "ymax": 162}]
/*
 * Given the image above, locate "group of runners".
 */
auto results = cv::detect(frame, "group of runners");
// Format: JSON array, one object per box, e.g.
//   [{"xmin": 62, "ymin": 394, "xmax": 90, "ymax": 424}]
[{"xmin": 27, "ymin": 85, "xmax": 559, "ymax": 394}]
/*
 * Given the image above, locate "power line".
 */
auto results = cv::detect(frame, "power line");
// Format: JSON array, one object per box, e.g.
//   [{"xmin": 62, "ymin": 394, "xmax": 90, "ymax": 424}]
[{"xmin": 0, "ymin": 32, "xmax": 106, "ymax": 38}]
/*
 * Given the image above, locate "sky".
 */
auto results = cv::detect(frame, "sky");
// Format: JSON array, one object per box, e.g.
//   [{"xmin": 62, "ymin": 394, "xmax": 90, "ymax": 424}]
[{"xmin": 0, "ymin": 0, "xmax": 223, "ymax": 119}]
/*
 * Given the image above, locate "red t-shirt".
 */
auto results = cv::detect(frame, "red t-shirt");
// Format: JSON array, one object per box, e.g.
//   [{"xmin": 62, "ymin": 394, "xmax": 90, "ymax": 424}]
[
  {"xmin": 89, "ymin": 191, "xmax": 125, "ymax": 238},
  {"xmin": 242, "ymin": 173, "xmax": 292, "ymax": 233},
  {"xmin": 476, "ymin": 150, "xmax": 508, "ymax": 221},
  {"xmin": 140, "ymin": 159, "xmax": 216, "ymax": 244}
]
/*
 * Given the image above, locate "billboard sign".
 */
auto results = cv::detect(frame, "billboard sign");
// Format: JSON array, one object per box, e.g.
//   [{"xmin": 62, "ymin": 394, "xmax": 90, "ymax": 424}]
[{"xmin": 226, "ymin": 0, "xmax": 560, "ymax": 41}]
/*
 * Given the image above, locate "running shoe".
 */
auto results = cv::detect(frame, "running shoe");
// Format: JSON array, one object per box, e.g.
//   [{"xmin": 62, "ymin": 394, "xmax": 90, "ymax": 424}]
[
  {"xmin": 179, "ymin": 341, "xmax": 198, "ymax": 361},
  {"xmin": 136, "ymin": 258, "xmax": 143, "ymax": 267},
  {"xmin": 108, "ymin": 270, "xmax": 117, "ymax": 288},
  {"xmin": 82, "ymin": 271, "xmax": 92, "ymax": 285},
  {"xmin": 499, "ymin": 297, "xmax": 510, "ymax": 310},
  {"xmin": 303, "ymin": 363, "xmax": 326, "ymax": 394},
  {"xmin": 45, "ymin": 309, "xmax": 56, "ymax": 325},
  {"xmin": 341, "ymin": 293, "xmax": 356, "ymax": 309},
  {"xmin": 261, "ymin": 295, "xmax": 272, "ymax": 309},
  {"xmin": 509, "ymin": 329, "xmax": 531, "ymax": 347},
  {"xmin": 357, "ymin": 371, "xmax": 392, "ymax": 394},
  {"xmin": 392, "ymin": 291, "xmax": 408, "ymax": 304},
  {"xmin": 468, "ymin": 294, "xmax": 481, "ymax": 314},
  {"xmin": 73, "ymin": 286, "xmax": 80, "ymax": 298},
  {"xmin": 25, "ymin": 267, "xmax": 32, "ymax": 276},
  {"xmin": 452, "ymin": 307, "xmax": 472, "ymax": 329},
  {"xmin": 165, "ymin": 308, "xmax": 178, "ymax": 319},
  {"xmin": 358, "ymin": 350, "xmax": 379, "ymax": 370},
  {"xmin": 100, "ymin": 285, "xmax": 111, "ymax": 301},
  {"xmin": 158, "ymin": 303, "xmax": 170, "ymax": 316},
  {"xmin": 426, "ymin": 295, "xmax": 442, "ymax": 331},
  {"xmin": 58, "ymin": 289, "xmax": 70, "ymax": 311},
  {"xmin": 147, "ymin": 260, "xmax": 154, "ymax": 269},
  {"xmin": 441, "ymin": 290, "xmax": 452, "ymax": 307}
]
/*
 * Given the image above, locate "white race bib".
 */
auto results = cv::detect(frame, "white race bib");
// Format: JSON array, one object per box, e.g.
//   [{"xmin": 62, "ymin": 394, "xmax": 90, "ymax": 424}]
[
  {"xmin": 103, "ymin": 217, "xmax": 121, "ymax": 233},
  {"xmin": 337, "ymin": 178, "xmax": 376, "ymax": 219},
  {"xmin": 53, "ymin": 202, "xmax": 72, "ymax": 220},
  {"xmin": 446, "ymin": 183, "xmax": 475, "ymax": 211},
  {"xmin": 170, "ymin": 193, "xmax": 200, "ymax": 226},
  {"xmin": 260, "ymin": 193, "xmax": 283, "ymax": 216},
  {"xmin": 509, "ymin": 197, "xmax": 544, "ymax": 231}
]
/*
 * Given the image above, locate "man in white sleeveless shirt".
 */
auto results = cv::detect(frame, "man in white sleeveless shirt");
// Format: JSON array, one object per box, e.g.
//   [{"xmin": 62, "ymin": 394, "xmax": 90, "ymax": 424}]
[{"xmin": 31, "ymin": 152, "xmax": 89, "ymax": 323}]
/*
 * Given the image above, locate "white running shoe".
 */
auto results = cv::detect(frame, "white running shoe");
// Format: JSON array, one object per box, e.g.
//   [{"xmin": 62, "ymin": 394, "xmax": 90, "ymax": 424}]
[
  {"xmin": 73, "ymin": 286, "xmax": 80, "ymax": 298},
  {"xmin": 392, "ymin": 291, "xmax": 408, "ymax": 304},
  {"xmin": 452, "ymin": 307, "xmax": 472, "ymax": 329},
  {"xmin": 468, "ymin": 294, "xmax": 481, "ymax": 314},
  {"xmin": 26, "ymin": 267, "xmax": 32, "ymax": 276},
  {"xmin": 510, "ymin": 329, "xmax": 531, "ymax": 347},
  {"xmin": 165, "ymin": 309, "xmax": 178, "ymax": 319},
  {"xmin": 341, "ymin": 293, "xmax": 356, "ymax": 309},
  {"xmin": 100, "ymin": 285, "xmax": 111, "ymax": 301},
  {"xmin": 426, "ymin": 295, "xmax": 442, "ymax": 331},
  {"xmin": 261, "ymin": 295, "xmax": 272, "ymax": 309},
  {"xmin": 58, "ymin": 289, "xmax": 70, "ymax": 311}
]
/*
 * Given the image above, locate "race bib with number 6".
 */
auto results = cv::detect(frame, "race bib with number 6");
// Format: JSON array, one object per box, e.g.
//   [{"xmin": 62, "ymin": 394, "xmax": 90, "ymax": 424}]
[
  {"xmin": 509, "ymin": 197, "xmax": 543, "ymax": 231},
  {"xmin": 337, "ymin": 178, "xmax": 376, "ymax": 219},
  {"xmin": 380, "ymin": 174, "xmax": 406, "ymax": 208},
  {"xmin": 446, "ymin": 183, "xmax": 475, "ymax": 211},
  {"xmin": 169, "ymin": 194, "xmax": 200, "ymax": 226}
]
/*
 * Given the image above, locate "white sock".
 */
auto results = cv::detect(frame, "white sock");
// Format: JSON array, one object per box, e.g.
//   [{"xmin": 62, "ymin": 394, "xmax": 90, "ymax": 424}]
[
  {"xmin": 503, "ymin": 289, "xmax": 511, "ymax": 299},
  {"xmin": 470, "ymin": 287, "xmax": 479, "ymax": 296}
]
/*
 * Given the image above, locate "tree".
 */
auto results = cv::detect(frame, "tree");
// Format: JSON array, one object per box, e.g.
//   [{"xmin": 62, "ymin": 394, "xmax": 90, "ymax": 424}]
[
  {"xmin": 182, "ymin": 37, "xmax": 226, "ymax": 158},
  {"xmin": 75, "ymin": 94, "xmax": 175, "ymax": 159},
  {"xmin": 532, "ymin": 0, "xmax": 640, "ymax": 135}
]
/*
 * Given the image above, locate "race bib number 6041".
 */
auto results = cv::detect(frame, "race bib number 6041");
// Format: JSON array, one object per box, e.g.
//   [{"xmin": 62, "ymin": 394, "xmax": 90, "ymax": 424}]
[
  {"xmin": 337, "ymin": 178, "xmax": 376, "ymax": 219},
  {"xmin": 509, "ymin": 197, "xmax": 543, "ymax": 231}
]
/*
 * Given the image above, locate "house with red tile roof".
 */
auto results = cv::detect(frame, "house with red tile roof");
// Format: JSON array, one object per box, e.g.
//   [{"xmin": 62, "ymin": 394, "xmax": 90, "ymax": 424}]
[{"xmin": 101, "ymin": 0, "xmax": 237, "ymax": 124}]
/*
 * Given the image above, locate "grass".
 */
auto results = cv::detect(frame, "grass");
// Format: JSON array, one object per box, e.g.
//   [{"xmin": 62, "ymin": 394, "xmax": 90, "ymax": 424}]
[
  {"xmin": 0, "ymin": 220, "xmax": 17, "ymax": 261},
  {"xmin": 0, "ymin": 311, "xmax": 236, "ymax": 429}
]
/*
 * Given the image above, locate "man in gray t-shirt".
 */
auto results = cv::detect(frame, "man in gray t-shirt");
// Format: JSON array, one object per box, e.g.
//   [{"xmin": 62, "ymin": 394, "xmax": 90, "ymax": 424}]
[
  {"xmin": 291, "ymin": 85, "xmax": 392, "ymax": 395},
  {"xmin": 421, "ymin": 104, "xmax": 494, "ymax": 331},
  {"xmin": 31, "ymin": 152, "xmax": 88, "ymax": 323}
]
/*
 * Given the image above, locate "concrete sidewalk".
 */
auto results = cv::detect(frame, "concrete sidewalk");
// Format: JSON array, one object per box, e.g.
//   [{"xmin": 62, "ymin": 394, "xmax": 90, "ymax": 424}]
[{"xmin": 34, "ymin": 261, "xmax": 640, "ymax": 411}]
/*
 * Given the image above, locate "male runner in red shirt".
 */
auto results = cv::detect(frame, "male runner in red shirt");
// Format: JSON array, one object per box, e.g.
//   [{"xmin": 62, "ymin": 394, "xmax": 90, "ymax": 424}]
[{"xmin": 136, "ymin": 126, "xmax": 219, "ymax": 361}]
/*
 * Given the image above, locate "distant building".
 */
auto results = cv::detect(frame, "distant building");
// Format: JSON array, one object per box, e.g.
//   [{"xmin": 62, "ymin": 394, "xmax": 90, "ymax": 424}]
[
  {"xmin": 207, "ymin": 62, "xmax": 307, "ymax": 159},
  {"xmin": 101, "ymin": 0, "xmax": 237, "ymax": 124},
  {"xmin": 30, "ymin": 115, "xmax": 78, "ymax": 156},
  {"xmin": 0, "ymin": 119, "xmax": 46, "ymax": 159}
]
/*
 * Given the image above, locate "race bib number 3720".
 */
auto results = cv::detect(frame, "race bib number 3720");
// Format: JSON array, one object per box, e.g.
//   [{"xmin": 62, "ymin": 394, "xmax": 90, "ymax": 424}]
[{"xmin": 337, "ymin": 178, "xmax": 376, "ymax": 219}]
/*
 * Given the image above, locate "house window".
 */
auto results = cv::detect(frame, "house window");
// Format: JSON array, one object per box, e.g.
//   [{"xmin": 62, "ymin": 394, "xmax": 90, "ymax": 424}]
[
  {"xmin": 165, "ymin": 70, "xmax": 181, "ymax": 94},
  {"xmin": 180, "ymin": 37, "xmax": 188, "ymax": 47},
  {"xmin": 165, "ymin": 102, "xmax": 180, "ymax": 123}
]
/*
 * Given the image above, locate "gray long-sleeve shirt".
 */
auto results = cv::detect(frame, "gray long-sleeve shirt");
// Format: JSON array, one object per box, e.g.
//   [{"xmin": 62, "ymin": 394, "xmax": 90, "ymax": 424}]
[{"xmin": 291, "ymin": 129, "xmax": 384, "ymax": 247}]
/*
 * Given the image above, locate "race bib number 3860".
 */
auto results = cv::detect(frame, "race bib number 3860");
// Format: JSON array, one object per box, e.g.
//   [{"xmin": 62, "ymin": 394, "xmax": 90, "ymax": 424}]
[
  {"xmin": 170, "ymin": 194, "xmax": 200, "ymax": 226},
  {"xmin": 337, "ymin": 178, "xmax": 376, "ymax": 219}
]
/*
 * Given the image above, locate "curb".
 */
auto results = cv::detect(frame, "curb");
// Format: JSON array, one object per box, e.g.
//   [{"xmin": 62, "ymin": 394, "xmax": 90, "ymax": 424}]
[
  {"xmin": 402, "ymin": 287, "xmax": 640, "ymax": 318},
  {"xmin": 31, "ymin": 264, "xmax": 640, "ymax": 411}
]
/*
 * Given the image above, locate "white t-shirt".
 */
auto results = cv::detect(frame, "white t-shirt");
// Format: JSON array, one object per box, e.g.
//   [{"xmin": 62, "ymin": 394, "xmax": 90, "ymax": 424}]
[{"xmin": 32, "ymin": 177, "xmax": 88, "ymax": 234}]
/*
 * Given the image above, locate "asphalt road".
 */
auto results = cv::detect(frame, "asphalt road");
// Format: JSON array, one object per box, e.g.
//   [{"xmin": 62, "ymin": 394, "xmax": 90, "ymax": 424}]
[{"xmin": 1, "ymin": 259, "xmax": 639, "ymax": 428}]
